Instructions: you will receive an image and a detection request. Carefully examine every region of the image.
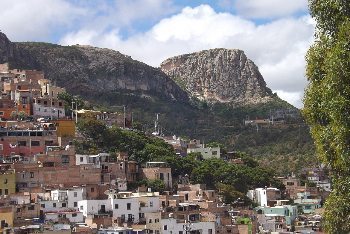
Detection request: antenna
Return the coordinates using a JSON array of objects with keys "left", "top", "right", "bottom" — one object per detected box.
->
[{"left": 153, "top": 113, "right": 160, "bottom": 136}]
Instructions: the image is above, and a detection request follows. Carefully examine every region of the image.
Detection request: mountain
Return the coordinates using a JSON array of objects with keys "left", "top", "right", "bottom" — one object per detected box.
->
[
  {"left": 0, "top": 32, "right": 316, "bottom": 174},
  {"left": 161, "top": 48, "right": 273, "bottom": 105},
  {"left": 0, "top": 32, "right": 188, "bottom": 103}
]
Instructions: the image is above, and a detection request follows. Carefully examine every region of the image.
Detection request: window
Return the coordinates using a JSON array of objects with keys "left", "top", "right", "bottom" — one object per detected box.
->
[
  {"left": 30, "top": 172, "right": 34, "bottom": 178},
  {"left": 74, "top": 192, "right": 77, "bottom": 197},
  {"left": 164, "top": 225, "right": 168, "bottom": 230},
  {"left": 80, "top": 157, "right": 83, "bottom": 162},
  {"left": 4, "top": 178, "right": 7, "bottom": 184},
  {"left": 127, "top": 203, "right": 131, "bottom": 210},
  {"left": 45, "top": 141, "right": 53, "bottom": 146},
  {"left": 59, "top": 102, "right": 62, "bottom": 107},
  {"left": 41, "top": 204, "right": 45, "bottom": 208},
  {"left": 53, "top": 203, "right": 56, "bottom": 208},
  {"left": 287, "top": 182, "right": 295, "bottom": 186},
  {"left": 128, "top": 214, "right": 133, "bottom": 222},
  {"left": 150, "top": 201, "right": 153, "bottom": 207},
  {"left": 4, "top": 189, "right": 8, "bottom": 195},
  {"left": 18, "top": 141, "right": 26, "bottom": 146},
  {"left": 0, "top": 189, "right": 2, "bottom": 195},
  {"left": 0, "top": 111, "right": 4, "bottom": 116},
  {"left": 72, "top": 213, "right": 77, "bottom": 217},
  {"left": 28, "top": 205, "right": 34, "bottom": 210},
  {"left": 149, "top": 219, "right": 152, "bottom": 223},
  {"left": 208, "top": 229, "right": 213, "bottom": 234},
  {"left": 31, "top": 141, "right": 40, "bottom": 146},
  {"left": 0, "top": 144, "right": 3, "bottom": 150},
  {"left": 62, "top": 203, "right": 66, "bottom": 207},
  {"left": 91, "top": 187, "right": 95, "bottom": 192},
  {"left": 61, "top": 155, "right": 69, "bottom": 164},
  {"left": 115, "top": 204, "right": 119, "bottom": 209},
  {"left": 212, "top": 151, "right": 218, "bottom": 155},
  {"left": 80, "top": 206, "right": 83, "bottom": 210},
  {"left": 74, "top": 202, "right": 77, "bottom": 207},
  {"left": 44, "top": 101, "right": 47, "bottom": 105},
  {"left": 179, "top": 232, "right": 183, "bottom": 234}
]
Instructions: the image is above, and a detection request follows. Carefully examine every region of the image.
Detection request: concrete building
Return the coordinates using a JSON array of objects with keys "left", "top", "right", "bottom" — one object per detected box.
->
[
  {"left": 32, "top": 97, "right": 65, "bottom": 119},
  {"left": 247, "top": 188, "right": 268, "bottom": 207},
  {"left": 294, "top": 192, "right": 322, "bottom": 214},
  {"left": 187, "top": 146, "right": 220, "bottom": 159},
  {"left": 256, "top": 205, "right": 297, "bottom": 232},
  {"left": 0, "top": 167, "right": 16, "bottom": 196},
  {"left": 0, "top": 124, "right": 59, "bottom": 158},
  {"left": 141, "top": 162, "right": 172, "bottom": 189}
]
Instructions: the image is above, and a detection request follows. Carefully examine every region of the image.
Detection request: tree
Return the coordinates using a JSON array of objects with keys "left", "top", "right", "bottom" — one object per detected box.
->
[{"left": 303, "top": 1, "right": 350, "bottom": 233}]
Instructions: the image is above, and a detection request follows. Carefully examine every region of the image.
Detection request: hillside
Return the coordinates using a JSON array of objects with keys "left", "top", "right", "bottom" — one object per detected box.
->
[{"left": 0, "top": 32, "right": 316, "bottom": 174}]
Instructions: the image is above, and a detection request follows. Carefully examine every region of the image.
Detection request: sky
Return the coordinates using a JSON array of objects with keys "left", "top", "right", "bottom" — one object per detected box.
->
[{"left": 0, "top": 0, "right": 315, "bottom": 108}]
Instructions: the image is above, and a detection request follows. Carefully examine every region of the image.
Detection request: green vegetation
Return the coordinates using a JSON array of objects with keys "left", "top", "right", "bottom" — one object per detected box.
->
[
  {"left": 77, "top": 118, "right": 284, "bottom": 204},
  {"left": 303, "top": 1, "right": 350, "bottom": 232}
]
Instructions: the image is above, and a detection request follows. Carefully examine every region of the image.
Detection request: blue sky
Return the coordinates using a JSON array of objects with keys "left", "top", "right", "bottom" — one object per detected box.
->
[{"left": 0, "top": 0, "right": 313, "bottom": 107}]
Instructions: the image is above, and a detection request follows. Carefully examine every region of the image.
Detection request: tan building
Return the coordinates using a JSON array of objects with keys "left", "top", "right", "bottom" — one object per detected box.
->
[
  {"left": 0, "top": 166, "right": 16, "bottom": 196},
  {"left": 141, "top": 162, "right": 172, "bottom": 189},
  {"left": 0, "top": 206, "right": 13, "bottom": 232}
]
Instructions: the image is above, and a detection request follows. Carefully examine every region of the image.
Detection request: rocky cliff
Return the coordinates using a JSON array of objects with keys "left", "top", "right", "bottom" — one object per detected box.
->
[
  {"left": 0, "top": 32, "right": 189, "bottom": 103},
  {"left": 161, "top": 48, "right": 273, "bottom": 105}
]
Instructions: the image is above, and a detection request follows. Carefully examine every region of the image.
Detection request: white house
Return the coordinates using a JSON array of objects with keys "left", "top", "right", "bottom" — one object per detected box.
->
[
  {"left": 187, "top": 147, "right": 220, "bottom": 159},
  {"left": 160, "top": 218, "right": 215, "bottom": 234},
  {"left": 46, "top": 211, "right": 84, "bottom": 223},
  {"left": 247, "top": 188, "right": 268, "bottom": 207}
]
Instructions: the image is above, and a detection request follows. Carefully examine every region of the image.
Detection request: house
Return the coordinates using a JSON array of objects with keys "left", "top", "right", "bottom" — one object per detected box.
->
[
  {"left": 294, "top": 192, "right": 322, "bottom": 214},
  {"left": 141, "top": 162, "right": 172, "bottom": 189},
  {"left": 0, "top": 206, "right": 13, "bottom": 233},
  {"left": 256, "top": 205, "right": 297, "bottom": 232},
  {"left": 32, "top": 97, "right": 65, "bottom": 119},
  {"left": 0, "top": 167, "right": 15, "bottom": 196}
]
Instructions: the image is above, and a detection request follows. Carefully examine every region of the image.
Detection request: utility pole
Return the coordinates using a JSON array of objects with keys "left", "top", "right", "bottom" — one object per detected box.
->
[
  {"left": 71, "top": 101, "right": 75, "bottom": 120},
  {"left": 123, "top": 105, "right": 126, "bottom": 129},
  {"left": 75, "top": 101, "right": 78, "bottom": 124}
]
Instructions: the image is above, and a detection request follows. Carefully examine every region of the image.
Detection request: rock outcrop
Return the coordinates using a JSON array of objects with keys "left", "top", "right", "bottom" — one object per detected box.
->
[
  {"left": 0, "top": 32, "right": 189, "bottom": 103},
  {"left": 161, "top": 48, "right": 273, "bottom": 105}
]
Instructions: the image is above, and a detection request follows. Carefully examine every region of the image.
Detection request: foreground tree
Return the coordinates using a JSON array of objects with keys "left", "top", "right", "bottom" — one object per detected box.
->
[{"left": 304, "top": 1, "right": 350, "bottom": 233}]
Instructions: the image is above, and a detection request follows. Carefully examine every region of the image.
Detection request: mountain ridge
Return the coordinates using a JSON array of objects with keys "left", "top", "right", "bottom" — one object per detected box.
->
[
  {"left": 161, "top": 48, "right": 274, "bottom": 106},
  {"left": 0, "top": 32, "right": 189, "bottom": 103}
]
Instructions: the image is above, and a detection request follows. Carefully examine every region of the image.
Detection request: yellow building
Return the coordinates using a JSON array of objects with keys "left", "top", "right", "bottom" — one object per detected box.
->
[
  {"left": 0, "top": 169, "right": 16, "bottom": 196},
  {"left": 0, "top": 206, "right": 14, "bottom": 232},
  {"left": 54, "top": 119, "right": 75, "bottom": 137}
]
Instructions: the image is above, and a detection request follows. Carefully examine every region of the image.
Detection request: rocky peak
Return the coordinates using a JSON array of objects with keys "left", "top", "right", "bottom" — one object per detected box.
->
[
  {"left": 0, "top": 32, "right": 14, "bottom": 63},
  {"left": 160, "top": 48, "right": 273, "bottom": 105}
]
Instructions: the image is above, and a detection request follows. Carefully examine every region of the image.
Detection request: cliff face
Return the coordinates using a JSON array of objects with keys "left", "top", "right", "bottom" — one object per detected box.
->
[
  {"left": 160, "top": 48, "right": 273, "bottom": 105},
  {"left": 0, "top": 32, "right": 189, "bottom": 103},
  {"left": 0, "top": 32, "right": 14, "bottom": 63}
]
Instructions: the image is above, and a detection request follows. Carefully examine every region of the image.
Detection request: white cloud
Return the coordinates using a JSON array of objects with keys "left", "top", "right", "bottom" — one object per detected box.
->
[
  {"left": 232, "top": 0, "right": 308, "bottom": 19},
  {"left": 274, "top": 90, "right": 304, "bottom": 108},
  {"left": 0, "top": 0, "right": 85, "bottom": 41},
  {"left": 60, "top": 5, "right": 314, "bottom": 107}
]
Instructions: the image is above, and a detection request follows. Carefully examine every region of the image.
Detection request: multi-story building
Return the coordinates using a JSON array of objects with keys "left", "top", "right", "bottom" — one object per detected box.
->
[
  {"left": 141, "top": 162, "right": 172, "bottom": 189},
  {"left": 32, "top": 97, "right": 65, "bottom": 119},
  {"left": 0, "top": 166, "right": 16, "bottom": 196}
]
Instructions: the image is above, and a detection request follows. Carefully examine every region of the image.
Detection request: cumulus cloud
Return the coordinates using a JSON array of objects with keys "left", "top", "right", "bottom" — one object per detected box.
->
[
  {"left": 220, "top": 0, "right": 308, "bottom": 19},
  {"left": 0, "top": 0, "right": 85, "bottom": 41},
  {"left": 0, "top": 0, "right": 176, "bottom": 42},
  {"left": 61, "top": 4, "right": 314, "bottom": 107}
]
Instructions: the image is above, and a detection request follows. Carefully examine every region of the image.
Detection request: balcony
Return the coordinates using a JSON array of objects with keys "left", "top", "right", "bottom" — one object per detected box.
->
[{"left": 98, "top": 210, "right": 113, "bottom": 217}]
